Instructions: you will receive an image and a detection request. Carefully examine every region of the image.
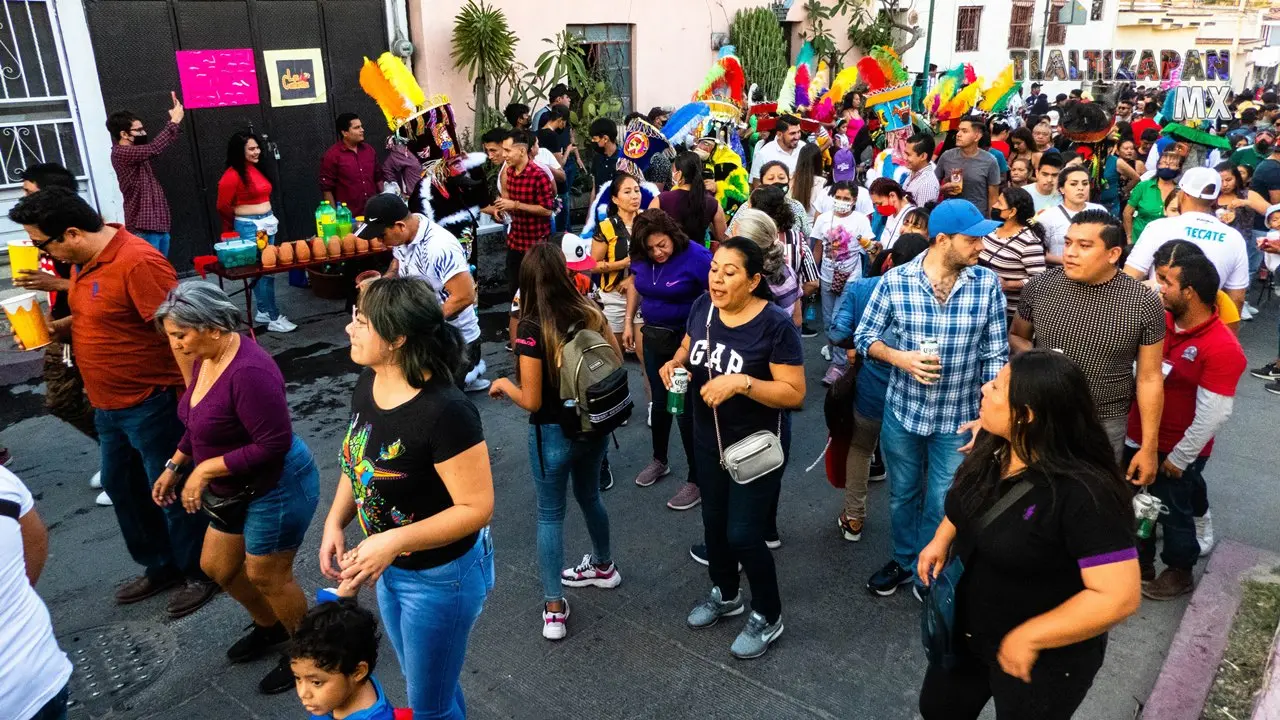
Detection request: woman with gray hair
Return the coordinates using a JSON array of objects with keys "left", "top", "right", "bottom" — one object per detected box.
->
[
  {"left": 149, "top": 281, "right": 319, "bottom": 695},
  {"left": 729, "top": 208, "right": 802, "bottom": 326}
]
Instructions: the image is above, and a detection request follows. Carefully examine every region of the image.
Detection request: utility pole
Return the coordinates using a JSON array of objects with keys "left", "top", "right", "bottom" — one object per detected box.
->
[
  {"left": 1039, "top": 0, "right": 1054, "bottom": 74},
  {"left": 915, "top": 0, "right": 937, "bottom": 112}
]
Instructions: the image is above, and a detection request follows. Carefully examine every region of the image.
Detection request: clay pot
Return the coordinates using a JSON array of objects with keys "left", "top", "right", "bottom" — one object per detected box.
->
[
  {"left": 326, "top": 237, "right": 342, "bottom": 258},
  {"left": 355, "top": 237, "right": 370, "bottom": 253},
  {"left": 310, "top": 237, "right": 328, "bottom": 260},
  {"left": 295, "top": 239, "right": 312, "bottom": 263},
  {"left": 341, "top": 234, "right": 357, "bottom": 255},
  {"left": 261, "top": 244, "right": 278, "bottom": 268},
  {"left": 370, "top": 238, "right": 386, "bottom": 251},
  {"left": 278, "top": 241, "right": 294, "bottom": 264}
]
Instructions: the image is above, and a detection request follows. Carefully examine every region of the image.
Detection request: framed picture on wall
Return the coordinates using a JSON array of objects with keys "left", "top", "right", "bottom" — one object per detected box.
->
[{"left": 263, "top": 48, "right": 327, "bottom": 107}]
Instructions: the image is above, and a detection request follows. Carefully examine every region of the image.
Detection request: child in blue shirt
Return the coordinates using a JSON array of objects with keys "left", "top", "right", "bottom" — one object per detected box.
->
[{"left": 289, "top": 600, "right": 395, "bottom": 720}]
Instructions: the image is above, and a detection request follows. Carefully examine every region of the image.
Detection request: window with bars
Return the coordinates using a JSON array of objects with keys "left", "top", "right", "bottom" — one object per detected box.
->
[
  {"left": 566, "top": 24, "right": 634, "bottom": 114},
  {"left": 955, "top": 7, "right": 982, "bottom": 52},
  {"left": 1047, "top": 2, "right": 1068, "bottom": 45},
  {"left": 1090, "top": 0, "right": 1105, "bottom": 21},
  {"left": 1009, "top": 3, "right": 1034, "bottom": 49}
]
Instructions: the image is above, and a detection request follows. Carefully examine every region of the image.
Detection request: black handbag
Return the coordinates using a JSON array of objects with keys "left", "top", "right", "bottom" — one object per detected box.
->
[
  {"left": 200, "top": 485, "right": 256, "bottom": 529},
  {"left": 922, "top": 478, "right": 1033, "bottom": 669},
  {"left": 640, "top": 324, "right": 683, "bottom": 360}
]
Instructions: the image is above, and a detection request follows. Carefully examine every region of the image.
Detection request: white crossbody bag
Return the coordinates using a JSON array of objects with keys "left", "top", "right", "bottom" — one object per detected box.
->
[{"left": 705, "top": 304, "right": 785, "bottom": 484}]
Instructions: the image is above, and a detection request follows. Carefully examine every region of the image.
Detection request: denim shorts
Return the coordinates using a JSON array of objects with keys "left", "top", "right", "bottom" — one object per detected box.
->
[{"left": 243, "top": 435, "right": 320, "bottom": 556}]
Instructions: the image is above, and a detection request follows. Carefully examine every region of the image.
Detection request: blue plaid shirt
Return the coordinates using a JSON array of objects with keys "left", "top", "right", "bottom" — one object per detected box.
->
[{"left": 853, "top": 255, "right": 1008, "bottom": 435}]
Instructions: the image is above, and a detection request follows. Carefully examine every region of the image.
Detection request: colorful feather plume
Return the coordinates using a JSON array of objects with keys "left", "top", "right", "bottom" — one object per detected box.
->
[
  {"left": 722, "top": 55, "right": 746, "bottom": 105},
  {"left": 794, "top": 63, "right": 812, "bottom": 109},
  {"left": 829, "top": 66, "right": 859, "bottom": 103},
  {"left": 795, "top": 41, "right": 817, "bottom": 73},
  {"left": 978, "top": 64, "right": 1017, "bottom": 113},
  {"left": 663, "top": 101, "right": 710, "bottom": 146},
  {"left": 376, "top": 53, "right": 425, "bottom": 109},
  {"left": 776, "top": 66, "right": 797, "bottom": 114},
  {"left": 695, "top": 63, "right": 727, "bottom": 99},
  {"left": 870, "top": 47, "right": 908, "bottom": 87},
  {"left": 939, "top": 81, "right": 981, "bottom": 120},
  {"left": 811, "top": 95, "right": 835, "bottom": 123},
  {"left": 812, "top": 60, "right": 830, "bottom": 97},
  {"left": 360, "top": 57, "right": 408, "bottom": 129},
  {"left": 856, "top": 56, "right": 888, "bottom": 92}
]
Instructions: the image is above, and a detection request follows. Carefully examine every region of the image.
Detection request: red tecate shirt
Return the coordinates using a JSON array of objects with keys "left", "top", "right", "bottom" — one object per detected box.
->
[
  {"left": 68, "top": 226, "right": 184, "bottom": 410},
  {"left": 1125, "top": 312, "right": 1245, "bottom": 458}
]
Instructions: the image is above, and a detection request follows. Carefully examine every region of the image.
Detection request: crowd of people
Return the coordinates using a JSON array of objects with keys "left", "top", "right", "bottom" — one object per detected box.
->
[{"left": 2, "top": 75, "right": 1278, "bottom": 720}]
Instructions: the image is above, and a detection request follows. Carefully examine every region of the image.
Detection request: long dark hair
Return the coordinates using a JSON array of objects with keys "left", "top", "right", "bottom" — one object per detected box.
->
[
  {"left": 359, "top": 276, "right": 464, "bottom": 389},
  {"left": 950, "top": 350, "right": 1130, "bottom": 524},
  {"left": 1009, "top": 127, "right": 1036, "bottom": 156},
  {"left": 791, "top": 143, "right": 824, "bottom": 214},
  {"left": 1215, "top": 161, "right": 1247, "bottom": 197},
  {"left": 717, "top": 236, "right": 774, "bottom": 301},
  {"left": 749, "top": 185, "right": 794, "bottom": 233},
  {"left": 606, "top": 173, "right": 640, "bottom": 218},
  {"left": 671, "top": 151, "right": 708, "bottom": 232},
  {"left": 225, "top": 129, "right": 272, "bottom": 185},
  {"left": 1000, "top": 187, "right": 1048, "bottom": 246},
  {"left": 518, "top": 241, "right": 610, "bottom": 384}
]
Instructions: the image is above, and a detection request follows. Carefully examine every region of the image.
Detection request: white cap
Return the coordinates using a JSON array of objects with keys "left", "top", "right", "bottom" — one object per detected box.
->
[
  {"left": 1178, "top": 166, "right": 1222, "bottom": 201},
  {"left": 561, "top": 234, "right": 596, "bottom": 271}
]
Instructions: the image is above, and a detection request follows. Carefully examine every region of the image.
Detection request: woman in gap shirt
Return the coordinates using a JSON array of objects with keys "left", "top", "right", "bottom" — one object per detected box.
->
[
  {"left": 319, "top": 277, "right": 494, "bottom": 719},
  {"left": 660, "top": 238, "right": 805, "bottom": 660},
  {"left": 916, "top": 350, "right": 1140, "bottom": 720},
  {"left": 216, "top": 130, "right": 294, "bottom": 332}
]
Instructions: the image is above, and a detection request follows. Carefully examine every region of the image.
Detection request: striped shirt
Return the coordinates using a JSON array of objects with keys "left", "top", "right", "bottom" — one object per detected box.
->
[
  {"left": 854, "top": 254, "right": 1008, "bottom": 435},
  {"left": 980, "top": 226, "right": 1047, "bottom": 315},
  {"left": 782, "top": 228, "right": 820, "bottom": 287}
]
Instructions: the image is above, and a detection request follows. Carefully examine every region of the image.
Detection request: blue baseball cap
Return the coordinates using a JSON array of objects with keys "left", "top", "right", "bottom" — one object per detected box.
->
[{"left": 929, "top": 199, "right": 1000, "bottom": 238}]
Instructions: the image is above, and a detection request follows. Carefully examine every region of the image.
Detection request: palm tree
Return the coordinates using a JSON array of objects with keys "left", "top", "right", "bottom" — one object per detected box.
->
[{"left": 451, "top": 0, "right": 517, "bottom": 135}]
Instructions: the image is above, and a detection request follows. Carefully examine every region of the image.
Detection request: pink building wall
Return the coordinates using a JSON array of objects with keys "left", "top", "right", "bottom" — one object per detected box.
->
[{"left": 408, "top": 0, "right": 844, "bottom": 133}]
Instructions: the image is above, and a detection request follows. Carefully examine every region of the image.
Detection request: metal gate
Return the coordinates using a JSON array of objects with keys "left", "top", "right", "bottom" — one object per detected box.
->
[
  {"left": 0, "top": 0, "right": 96, "bottom": 245},
  {"left": 84, "top": 0, "right": 388, "bottom": 271}
]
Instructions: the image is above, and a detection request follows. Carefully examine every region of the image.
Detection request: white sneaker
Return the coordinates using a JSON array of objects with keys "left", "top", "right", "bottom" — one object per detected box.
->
[
  {"left": 820, "top": 345, "right": 831, "bottom": 361},
  {"left": 463, "top": 377, "right": 492, "bottom": 393},
  {"left": 89, "top": 471, "right": 102, "bottom": 489},
  {"left": 266, "top": 316, "right": 298, "bottom": 333},
  {"left": 542, "top": 599, "right": 570, "bottom": 640},
  {"left": 647, "top": 402, "right": 653, "bottom": 428},
  {"left": 254, "top": 311, "right": 271, "bottom": 325},
  {"left": 1196, "top": 511, "right": 1215, "bottom": 556},
  {"left": 1241, "top": 304, "right": 1256, "bottom": 321},
  {"left": 95, "top": 491, "right": 113, "bottom": 507}
]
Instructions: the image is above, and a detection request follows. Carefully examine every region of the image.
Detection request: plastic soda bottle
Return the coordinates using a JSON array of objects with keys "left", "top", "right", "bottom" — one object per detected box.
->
[
  {"left": 337, "top": 203, "right": 353, "bottom": 237},
  {"left": 315, "top": 201, "right": 332, "bottom": 238}
]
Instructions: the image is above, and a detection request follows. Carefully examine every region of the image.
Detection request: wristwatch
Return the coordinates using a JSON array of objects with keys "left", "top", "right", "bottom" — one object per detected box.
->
[{"left": 164, "top": 459, "right": 183, "bottom": 474}]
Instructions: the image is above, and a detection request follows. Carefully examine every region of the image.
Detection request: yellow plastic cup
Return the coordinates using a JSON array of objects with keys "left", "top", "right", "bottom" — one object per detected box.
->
[
  {"left": 2, "top": 291, "right": 51, "bottom": 351},
  {"left": 6, "top": 240, "right": 40, "bottom": 279}
]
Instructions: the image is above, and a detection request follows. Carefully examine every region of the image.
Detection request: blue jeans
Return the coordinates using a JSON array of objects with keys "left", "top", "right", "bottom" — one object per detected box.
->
[
  {"left": 135, "top": 230, "right": 170, "bottom": 257},
  {"left": 528, "top": 424, "right": 610, "bottom": 601},
  {"left": 234, "top": 213, "right": 279, "bottom": 319},
  {"left": 243, "top": 436, "right": 320, "bottom": 556},
  {"left": 376, "top": 529, "right": 494, "bottom": 719},
  {"left": 820, "top": 278, "right": 846, "bottom": 368},
  {"left": 1249, "top": 229, "right": 1265, "bottom": 278},
  {"left": 96, "top": 389, "right": 208, "bottom": 580},
  {"left": 880, "top": 407, "right": 966, "bottom": 582},
  {"left": 1130, "top": 449, "right": 1206, "bottom": 571}
]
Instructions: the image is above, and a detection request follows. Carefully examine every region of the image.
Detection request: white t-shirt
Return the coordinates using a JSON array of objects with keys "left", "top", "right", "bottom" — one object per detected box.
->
[
  {"left": 810, "top": 210, "right": 872, "bottom": 284},
  {"left": 0, "top": 467, "right": 72, "bottom": 720},
  {"left": 1036, "top": 202, "right": 1107, "bottom": 257},
  {"left": 1126, "top": 211, "right": 1250, "bottom": 291},
  {"left": 750, "top": 139, "right": 805, "bottom": 181},
  {"left": 393, "top": 215, "right": 482, "bottom": 344},
  {"left": 1026, "top": 185, "right": 1063, "bottom": 213}
]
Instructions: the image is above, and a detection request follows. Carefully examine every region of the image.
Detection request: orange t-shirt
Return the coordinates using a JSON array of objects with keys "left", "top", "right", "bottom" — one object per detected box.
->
[{"left": 69, "top": 225, "right": 184, "bottom": 410}]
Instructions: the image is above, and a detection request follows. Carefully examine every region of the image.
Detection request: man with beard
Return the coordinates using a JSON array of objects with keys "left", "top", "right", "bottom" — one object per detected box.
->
[
  {"left": 107, "top": 92, "right": 184, "bottom": 256},
  {"left": 1011, "top": 209, "right": 1165, "bottom": 486},
  {"left": 1127, "top": 242, "right": 1245, "bottom": 599},
  {"left": 1229, "top": 127, "right": 1273, "bottom": 173}
]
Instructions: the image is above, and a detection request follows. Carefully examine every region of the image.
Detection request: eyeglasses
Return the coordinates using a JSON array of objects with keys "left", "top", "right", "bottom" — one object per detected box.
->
[{"left": 32, "top": 234, "right": 62, "bottom": 251}]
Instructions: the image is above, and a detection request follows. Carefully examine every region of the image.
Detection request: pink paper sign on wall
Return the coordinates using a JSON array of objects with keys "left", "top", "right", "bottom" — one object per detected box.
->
[{"left": 176, "top": 49, "right": 259, "bottom": 109}]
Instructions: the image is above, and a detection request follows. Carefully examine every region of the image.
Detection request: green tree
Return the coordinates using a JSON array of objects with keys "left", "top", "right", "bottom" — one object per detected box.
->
[
  {"left": 729, "top": 7, "right": 789, "bottom": 100},
  {"left": 450, "top": 0, "right": 517, "bottom": 136}
]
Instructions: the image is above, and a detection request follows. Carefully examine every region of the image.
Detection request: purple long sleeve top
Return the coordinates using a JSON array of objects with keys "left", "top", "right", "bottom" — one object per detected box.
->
[{"left": 177, "top": 338, "right": 293, "bottom": 496}]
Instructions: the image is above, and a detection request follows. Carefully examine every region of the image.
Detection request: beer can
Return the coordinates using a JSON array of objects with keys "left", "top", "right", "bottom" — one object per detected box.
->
[{"left": 920, "top": 339, "right": 940, "bottom": 358}]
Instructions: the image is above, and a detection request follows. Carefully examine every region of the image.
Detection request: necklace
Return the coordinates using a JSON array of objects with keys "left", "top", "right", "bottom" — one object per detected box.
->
[{"left": 195, "top": 335, "right": 235, "bottom": 395}]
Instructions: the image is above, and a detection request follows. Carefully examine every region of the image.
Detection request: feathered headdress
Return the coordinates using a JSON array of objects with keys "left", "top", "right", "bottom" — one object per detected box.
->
[
  {"left": 693, "top": 46, "right": 746, "bottom": 109},
  {"left": 977, "top": 64, "right": 1021, "bottom": 114},
  {"left": 360, "top": 53, "right": 426, "bottom": 129},
  {"left": 925, "top": 63, "right": 982, "bottom": 131},
  {"left": 663, "top": 101, "right": 711, "bottom": 147},
  {"left": 616, "top": 117, "right": 672, "bottom": 180}
]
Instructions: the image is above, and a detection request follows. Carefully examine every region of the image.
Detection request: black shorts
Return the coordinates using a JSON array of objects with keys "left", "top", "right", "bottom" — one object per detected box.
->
[{"left": 456, "top": 341, "right": 482, "bottom": 390}]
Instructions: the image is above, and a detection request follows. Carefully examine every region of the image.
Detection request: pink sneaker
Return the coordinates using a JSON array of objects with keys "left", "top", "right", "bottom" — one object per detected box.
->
[
  {"left": 560, "top": 554, "right": 622, "bottom": 588},
  {"left": 542, "top": 599, "right": 570, "bottom": 640},
  {"left": 667, "top": 482, "right": 701, "bottom": 510},
  {"left": 821, "top": 365, "right": 846, "bottom": 387}
]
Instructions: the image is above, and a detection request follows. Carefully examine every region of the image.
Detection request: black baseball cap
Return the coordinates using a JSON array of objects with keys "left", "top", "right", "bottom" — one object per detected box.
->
[{"left": 356, "top": 194, "right": 410, "bottom": 239}]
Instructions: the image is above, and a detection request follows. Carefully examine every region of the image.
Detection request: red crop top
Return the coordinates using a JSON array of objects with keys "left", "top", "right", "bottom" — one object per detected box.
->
[{"left": 216, "top": 165, "right": 274, "bottom": 229}]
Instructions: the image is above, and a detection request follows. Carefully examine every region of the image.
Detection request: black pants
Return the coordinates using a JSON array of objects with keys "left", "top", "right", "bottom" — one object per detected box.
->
[
  {"left": 506, "top": 248, "right": 525, "bottom": 299},
  {"left": 919, "top": 637, "right": 1105, "bottom": 720},
  {"left": 641, "top": 331, "right": 698, "bottom": 485},
  {"left": 695, "top": 443, "right": 784, "bottom": 623},
  {"left": 454, "top": 340, "right": 483, "bottom": 390}
]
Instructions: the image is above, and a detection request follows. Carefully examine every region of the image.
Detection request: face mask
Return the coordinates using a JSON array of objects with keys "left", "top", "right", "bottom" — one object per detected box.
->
[
  {"left": 132, "top": 133, "right": 150, "bottom": 145},
  {"left": 765, "top": 182, "right": 789, "bottom": 191},
  {"left": 990, "top": 208, "right": 1007, "bottom": 221},
  {"left": 1156, "top": 168, "right": 1179, "bottom": 181},
  {"left": 833, "top": 199, "right": 854, "bottom": 215},
  {"left": 875, "top": 203, "right": 896, "bottom": 217},
  {"left": 1257, "top": 141, "right": 1273, "bottom": 156}
]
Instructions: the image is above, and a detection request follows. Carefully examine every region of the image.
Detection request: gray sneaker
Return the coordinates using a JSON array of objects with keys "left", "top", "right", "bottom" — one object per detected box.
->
[
  {"left": 730, "top": 611, "right": 784, "bottom": 659},
  {"left": 686, "top": 586, "right": 744, "bottom": 629},
  {"left": 635, "top": 459, "right": 671, "bottom": 487}
]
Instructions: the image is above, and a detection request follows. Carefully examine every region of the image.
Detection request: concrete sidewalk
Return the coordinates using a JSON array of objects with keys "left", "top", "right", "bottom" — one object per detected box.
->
[{"left": 5, "top": 281, "right": 1280, "bottom": 719}]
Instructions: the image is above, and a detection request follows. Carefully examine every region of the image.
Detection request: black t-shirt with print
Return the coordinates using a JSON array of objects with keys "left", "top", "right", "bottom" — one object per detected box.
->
[
  {"left": 342, "top": 370, "right": 485, "bottom": 570},
  {"left": 684, "top": 293, "right": 804, "bottom": 448},
  {"left": 946, "top": 469, "right": 1136, "bottom": 662},
  {"left": 514, "top": 318, "right": 561, "bottom": 426}
]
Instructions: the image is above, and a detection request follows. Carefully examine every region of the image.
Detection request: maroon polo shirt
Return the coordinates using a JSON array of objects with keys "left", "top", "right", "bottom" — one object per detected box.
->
[{"left": 319, "top": 141, "right": 377, "bottom": 216}]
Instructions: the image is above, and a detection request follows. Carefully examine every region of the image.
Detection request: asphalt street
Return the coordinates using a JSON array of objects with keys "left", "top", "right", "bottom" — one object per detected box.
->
[{"left": 4, "top": 281, "right": 1279, "bottom": 720}]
